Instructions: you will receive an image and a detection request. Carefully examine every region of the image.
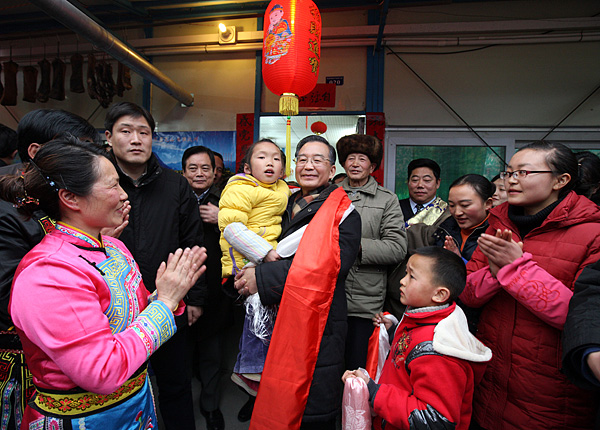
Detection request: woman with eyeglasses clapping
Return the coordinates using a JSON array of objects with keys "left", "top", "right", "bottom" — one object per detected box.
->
[{"left": 460, "top": 141, "right": 600, "bottom": 430}]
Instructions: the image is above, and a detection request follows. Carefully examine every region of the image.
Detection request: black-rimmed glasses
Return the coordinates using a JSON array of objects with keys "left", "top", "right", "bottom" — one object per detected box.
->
[{"left": 499, "top": 170, "right": 555, "bottom": 180}]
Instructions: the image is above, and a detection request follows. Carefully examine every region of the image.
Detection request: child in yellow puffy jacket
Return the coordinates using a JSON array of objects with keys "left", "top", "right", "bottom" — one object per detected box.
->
[
  {"left": 218, "top": 139, "right": 290, "bottom": 394},
  {"left": 218, "top": 139, "right": 290, "bottom": 276}
]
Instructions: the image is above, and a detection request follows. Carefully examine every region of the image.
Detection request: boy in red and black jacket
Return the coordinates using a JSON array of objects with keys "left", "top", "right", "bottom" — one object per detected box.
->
[{"left": 343, "top": 247, "right": 492, "bottom": 430}]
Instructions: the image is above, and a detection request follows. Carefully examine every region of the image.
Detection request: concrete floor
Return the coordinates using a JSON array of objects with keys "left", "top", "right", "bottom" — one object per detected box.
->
[
  {"left": 192, "top": 311, "right": 252, "bottom": 430},
  {"left": 192, "top": 373, "right": 252, "bottom": 430}
]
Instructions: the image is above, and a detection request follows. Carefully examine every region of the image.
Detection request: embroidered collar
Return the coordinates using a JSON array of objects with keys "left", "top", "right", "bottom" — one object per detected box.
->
[{"left": 55, "top": 222, "right": 105, "bottom": 251}]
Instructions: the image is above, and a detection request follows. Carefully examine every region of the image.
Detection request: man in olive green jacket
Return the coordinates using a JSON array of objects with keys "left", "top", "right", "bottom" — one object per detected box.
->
[{"left": 337, "top": 134, "right": 407, "bottom": 369}]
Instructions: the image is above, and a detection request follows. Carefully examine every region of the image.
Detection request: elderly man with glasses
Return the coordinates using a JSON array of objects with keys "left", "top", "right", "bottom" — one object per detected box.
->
[{"left": 234, "top": 135, "right": 361, "bottom": 430}]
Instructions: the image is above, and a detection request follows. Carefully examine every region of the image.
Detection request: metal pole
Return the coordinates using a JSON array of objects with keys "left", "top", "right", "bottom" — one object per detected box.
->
[{"left": 29, "top": 0, "right": 194, "bottom": 106}]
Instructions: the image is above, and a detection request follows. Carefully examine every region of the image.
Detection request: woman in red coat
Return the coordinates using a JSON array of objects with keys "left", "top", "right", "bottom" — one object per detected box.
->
[{"left": 461, "top": 141, "right": 600, "bottom": 429}]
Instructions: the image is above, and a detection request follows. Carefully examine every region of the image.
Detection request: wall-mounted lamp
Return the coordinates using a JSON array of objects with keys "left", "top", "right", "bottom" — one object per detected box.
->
[{"left": 218, "top": 23, "right": 237, "bottom": 44}]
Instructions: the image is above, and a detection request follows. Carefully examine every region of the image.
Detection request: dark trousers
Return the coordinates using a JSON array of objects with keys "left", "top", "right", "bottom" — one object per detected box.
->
[
  {"left": 344, "top": 316, "right": 376, "bottom": 370},
  {"left": 196, "top": 331, "right": 224, "bottom": 412},
  {"left": 150, "top": 316, "right": 195, "bottom": 430}
]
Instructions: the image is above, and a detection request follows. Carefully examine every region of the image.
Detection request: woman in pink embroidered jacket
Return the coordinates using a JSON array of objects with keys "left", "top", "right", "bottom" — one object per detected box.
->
[{"left": 0, "top": 137, "right": 205, "bottom": 430}]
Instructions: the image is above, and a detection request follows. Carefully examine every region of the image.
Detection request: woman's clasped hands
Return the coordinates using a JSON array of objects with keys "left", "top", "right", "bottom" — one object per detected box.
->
[
  {"left": 477, "top": 229, "right": 523, "bottom": 277},
  {"left": 155, "top": 246, "right": 207, "bottom": 312}
]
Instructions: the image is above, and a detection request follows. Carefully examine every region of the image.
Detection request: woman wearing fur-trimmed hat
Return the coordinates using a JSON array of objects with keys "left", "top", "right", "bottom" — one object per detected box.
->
[{"left": 336, "top": 134, "right": 407, "bottom": 369}]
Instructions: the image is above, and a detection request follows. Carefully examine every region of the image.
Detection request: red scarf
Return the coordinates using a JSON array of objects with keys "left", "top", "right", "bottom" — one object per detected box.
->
[{"left": 250, "top": 187, "right": 351, "bottom": 430}]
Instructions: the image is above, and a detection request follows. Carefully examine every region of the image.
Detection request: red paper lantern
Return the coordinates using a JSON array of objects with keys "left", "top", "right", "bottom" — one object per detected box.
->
[
  {"left": 310, "top": 121, "right": 327, "bottom": 135},
  {"left": 262, "top": 0, "right": 321, "bottom": 116}
]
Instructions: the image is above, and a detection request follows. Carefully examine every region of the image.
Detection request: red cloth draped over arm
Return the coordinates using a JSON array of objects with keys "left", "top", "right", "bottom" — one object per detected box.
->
[{"left": 250, "top": 187, "right": 351, "bottom": 430}]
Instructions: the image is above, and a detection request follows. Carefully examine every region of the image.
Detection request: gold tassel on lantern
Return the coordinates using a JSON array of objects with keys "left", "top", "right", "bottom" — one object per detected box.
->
[
  {"left": 279, "top": 92, "right": 298, "bottom": 116},
  {"left": 279, "top": 93, "right": 298, "bottom": 177},
  {"left": 285, "top": 116, "right": 292, "bottom": 177}
]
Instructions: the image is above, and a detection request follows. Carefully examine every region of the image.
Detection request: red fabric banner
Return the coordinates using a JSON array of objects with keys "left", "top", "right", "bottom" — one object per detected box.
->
[
  {"left": 365, "top": 326, "right": 381, "bottom": 379},
  {"left": 250, "top": 187, "right": 351, "bottom": 430},
  {"left": 366, "top": 112, "right": 385, "bottom": 185},
  {"left": 365, "top": 311, "right": 391, "bottom": 379},
  {"left": 236, "top": 113, "right": 254, "bottom": 172}
]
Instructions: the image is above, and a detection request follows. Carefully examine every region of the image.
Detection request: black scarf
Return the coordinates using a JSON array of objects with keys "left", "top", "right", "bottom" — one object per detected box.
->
[{"left": 507, "top": 196, "right": 565, "bottom": 238}]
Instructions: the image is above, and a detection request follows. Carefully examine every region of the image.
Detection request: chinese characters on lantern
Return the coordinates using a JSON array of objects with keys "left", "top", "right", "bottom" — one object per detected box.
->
[{"left": 308, "top": 5, "right": 321, "bottom": 74}]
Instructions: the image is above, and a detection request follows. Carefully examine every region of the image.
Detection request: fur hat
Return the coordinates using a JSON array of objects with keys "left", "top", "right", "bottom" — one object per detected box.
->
[{"left": 336, "top": 134, "right": 383, "bottom": 171}]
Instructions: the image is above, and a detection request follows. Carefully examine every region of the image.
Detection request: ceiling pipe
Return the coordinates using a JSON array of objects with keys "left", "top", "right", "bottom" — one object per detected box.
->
[
  {"left": 2, "top": 28, "right": 600, "bottom": 62},
  {"left": 28, "top": 0, "right": 194, "bottom": 106},
  {"left": 385, "top": 32, "right": 600, "bottom": 47}
]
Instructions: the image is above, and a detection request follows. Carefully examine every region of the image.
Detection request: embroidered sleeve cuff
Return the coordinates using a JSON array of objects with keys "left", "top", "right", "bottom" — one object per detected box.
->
[
  {"left": 223, "top": 222, "right": 273, "bottom": 264},
  {"left": 130, "top": 301, "right": 177, "bottom": 359}
]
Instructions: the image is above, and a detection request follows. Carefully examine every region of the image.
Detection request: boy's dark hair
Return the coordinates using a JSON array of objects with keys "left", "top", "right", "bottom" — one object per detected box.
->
[
  {"left": 296, "top": 135, "right": 336, "bottom": 165},
  {"left": 413, "top": 246, "right": 466, "bottom": 302},
  {"left": 182, "top": 145, "right": 215, "bottom": 171},
  {"left": 104, "top": 102, "right": 155, "bottom": 133},
  {"left": 0, "top": 124, "right": 17, "bottom": 158},
  {"left": 407, "top": 158, "right": 441, "bottom": 181},
  {"left": 17, "top": 109, "right": 99, "bottom": 162}
]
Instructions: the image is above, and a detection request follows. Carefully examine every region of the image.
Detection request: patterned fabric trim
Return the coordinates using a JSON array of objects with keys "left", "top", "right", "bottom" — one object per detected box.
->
[
  {"left": 55, "top": 223, "right": 103, "bottom": 249},
  {"left": 13, "top": 381, "right": 21, "bottom": 430},
  {"left": 33, "top": 370, "right": 147, "bottom": 417},
  {"left": 130, "top": 301, "right": 176, "bottom": 358},
  {"left": 406, "top": 197, "right": 448, "bottom": 227},
  {"left": 0, "top": 335, "right": 32, "bottom": 430},
  {"left": 1, "top": 379, "right": 16, "bottom": 430},
  {"left": 95, "top": 245, "right": 142, "bottom": 334},
  {"left": 36, "top": 216, "right": 55, "bottom": 235},
  {"left": 27, "top": 417, "right": 46, "bottom": 430}
]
